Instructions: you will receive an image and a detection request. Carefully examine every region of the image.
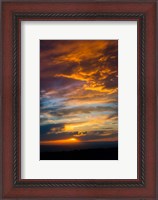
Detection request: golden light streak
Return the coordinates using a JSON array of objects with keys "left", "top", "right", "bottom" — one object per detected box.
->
[
  {"left": 40, "top": 136, "right": 118, "bottom": 145},
  {"left": 83, "top": 85, "right": 117, "bottom": 94},
  {"left": 41, "top": 138, "right": 80, "bottom": 145}
]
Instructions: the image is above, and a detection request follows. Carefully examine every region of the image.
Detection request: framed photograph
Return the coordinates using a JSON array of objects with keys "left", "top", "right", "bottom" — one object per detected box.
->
[
  {"left": 40, "top": 39, "right": 118, "bottom": 161},
  {"left": 1, "top": 1, "right": 157, "bottom": 199}
]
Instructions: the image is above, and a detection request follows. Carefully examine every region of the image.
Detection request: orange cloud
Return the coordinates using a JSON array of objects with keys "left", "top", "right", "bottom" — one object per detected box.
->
[
  {"left": 83, "top": 84, "right": 117, "bottom": 94},
  {"left": 54, "top": 73, "right": 87, "bottom": 82},
  {"left": 62, "top": 115, "right": 117, "bottom": 133}
]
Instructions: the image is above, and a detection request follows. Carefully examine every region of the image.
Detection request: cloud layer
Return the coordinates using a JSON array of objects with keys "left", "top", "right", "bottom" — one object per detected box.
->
[{"left": 40, "top": 40, "right": 118, "bottom": 145}]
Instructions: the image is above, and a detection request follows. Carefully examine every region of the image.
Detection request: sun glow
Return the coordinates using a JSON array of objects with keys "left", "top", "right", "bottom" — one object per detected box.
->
[
  {"left": 41, "top": 138, "right": 80, "bottom": 145},
  {"left": 69, "top": 138, "right": 77, "bottom": 141}
]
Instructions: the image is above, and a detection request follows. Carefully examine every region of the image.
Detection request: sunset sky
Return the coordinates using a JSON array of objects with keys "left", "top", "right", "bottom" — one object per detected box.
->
[{"left": 40, "top": 40, "right": 118, "bottom": 147}]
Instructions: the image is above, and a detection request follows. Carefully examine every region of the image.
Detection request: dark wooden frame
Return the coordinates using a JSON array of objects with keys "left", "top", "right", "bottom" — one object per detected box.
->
[{"left": 1, "top": 1, "right": 157, "bottom": 199}]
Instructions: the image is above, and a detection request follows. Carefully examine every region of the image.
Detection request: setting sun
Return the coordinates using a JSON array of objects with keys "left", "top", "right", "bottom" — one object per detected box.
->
[{"left": 69, "top": 138, "right": 77, "bottom": 142}]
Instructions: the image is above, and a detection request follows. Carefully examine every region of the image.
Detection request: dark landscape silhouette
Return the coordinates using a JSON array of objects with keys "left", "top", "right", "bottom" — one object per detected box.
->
[{"left": 40, "top": 141, "right": 118, "bottom": 160}]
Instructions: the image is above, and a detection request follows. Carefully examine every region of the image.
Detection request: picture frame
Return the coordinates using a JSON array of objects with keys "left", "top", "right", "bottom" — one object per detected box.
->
[{"left": 1, "top": 0, "right": 157, "bottom": 199}]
